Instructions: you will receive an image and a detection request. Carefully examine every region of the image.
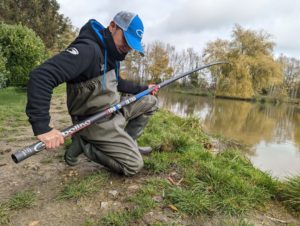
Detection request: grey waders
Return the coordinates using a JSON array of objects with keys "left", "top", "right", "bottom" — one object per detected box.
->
[{"left": 64, "top": 69, "right": 158, "bottom": 176}]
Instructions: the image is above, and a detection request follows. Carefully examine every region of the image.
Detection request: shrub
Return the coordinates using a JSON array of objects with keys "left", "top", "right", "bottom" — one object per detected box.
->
[
  {"left": 0, "top": 51, "right": 9, "bottom": 88},
  {"left": 0, "top": 23, "right": 47, "bottom": 87}
]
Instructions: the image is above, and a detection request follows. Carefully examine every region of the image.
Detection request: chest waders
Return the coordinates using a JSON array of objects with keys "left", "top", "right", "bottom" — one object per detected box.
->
[{"left": 66, "top": 68, "right": 158, "bottom": 175}]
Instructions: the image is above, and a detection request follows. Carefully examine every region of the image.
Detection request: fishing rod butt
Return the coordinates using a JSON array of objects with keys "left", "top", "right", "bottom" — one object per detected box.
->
[
  {"left": 11, "top": 151, "right": 24, "bottom": 163},
  {"left": 11, "top": 142, "right": 45, "bottom": 164}
]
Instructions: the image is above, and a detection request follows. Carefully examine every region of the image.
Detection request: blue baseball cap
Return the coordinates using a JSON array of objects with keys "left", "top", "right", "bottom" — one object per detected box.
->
[{"left": 113, "top": 11, "right": 144, "bottom": 55}]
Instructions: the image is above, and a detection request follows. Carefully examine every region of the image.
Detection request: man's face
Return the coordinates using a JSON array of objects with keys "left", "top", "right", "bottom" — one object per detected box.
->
[{"left": 109, "top": 22, "right": 132, "bottom": 54}]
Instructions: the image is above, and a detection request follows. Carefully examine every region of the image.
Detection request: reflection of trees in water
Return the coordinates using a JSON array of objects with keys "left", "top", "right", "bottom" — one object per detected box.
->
[
  {"left": 268, "top": 104, "right": 295, "bottom": 143},
  {"left": 204, "top": 100, "right": 276, "bottom": 146},
  {"left": 159, "top": 91, "right": 300, "bottom": 151},
  {"left": 158, "top": 91, "right": 212, "bottom": 118},
  {"left": 293, "top": 108, "right": 300, "bottom": 150}
]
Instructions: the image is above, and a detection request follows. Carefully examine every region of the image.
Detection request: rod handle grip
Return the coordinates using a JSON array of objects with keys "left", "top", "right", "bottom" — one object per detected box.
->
[{"left": 11, "top": 141, "right": 45, "bottom": 163}]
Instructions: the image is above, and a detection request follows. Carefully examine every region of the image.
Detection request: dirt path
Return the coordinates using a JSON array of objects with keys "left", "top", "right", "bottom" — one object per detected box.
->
[{"left": 0, "top": 94, "right": 299, "bottom": 226}]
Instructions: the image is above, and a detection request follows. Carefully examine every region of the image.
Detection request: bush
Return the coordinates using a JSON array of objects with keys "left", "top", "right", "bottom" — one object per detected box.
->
[
  {"left": 0, "top": 51, "right": 9, "bottom": 88},
  {"left": 0, "top": 23, "right": 47, "bottom": 87}
]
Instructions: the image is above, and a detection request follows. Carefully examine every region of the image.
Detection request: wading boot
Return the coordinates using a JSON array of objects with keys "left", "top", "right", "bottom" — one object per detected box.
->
[
  {"left": 132, "top": 140, "right": 152, "bottom": 155},
  {"left": 137, "top": 146, "right": 152, "bottom": 155},
  {"left": 125, "top": 114, "right": 153, "bottom": 154},
  {"left": 64, "top": 135, "right": 84, "bottom": 166},
  {"left": 83, "top": 142, "right": 124, "bottom": 174}
]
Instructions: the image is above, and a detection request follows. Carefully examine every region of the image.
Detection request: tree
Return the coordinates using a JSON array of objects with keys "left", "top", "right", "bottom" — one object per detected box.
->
[
  {"left": 186, "top": 48, "right": 202, "bottom": 87},
  {"left": 203, "top": 24, "right": 284, "bottom": 98},
  {"left": 166, "top": 44, "right": 184, "bottom": 75},
  {"left": 147, "top": 42, "right": 173, "bottom": 83},
  {"left": 202, "top": 39, "right": 230, "bottom": 87},
  {"left": 122, "top": 49, "right": 143, "bottom": 82},
  {"left": 278, "top": 55, "right": 300, "bottom": 98},
  {"left": 278, "top": 55, "right": 300, "bottom": 86},
  {"left": 51, "top": 18, "right": 78, "bottom": 53},
  {"left": 0, "top": 0, "right": 76, "bottom": 50}
]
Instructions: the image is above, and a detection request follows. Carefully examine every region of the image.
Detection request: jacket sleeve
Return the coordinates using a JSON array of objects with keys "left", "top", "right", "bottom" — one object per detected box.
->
[
  {"left": 26, "top": 43, "right": 96, "bottom": 136},
  {"left": 117, "top": 77, "right": 148, "bottom": 94}
]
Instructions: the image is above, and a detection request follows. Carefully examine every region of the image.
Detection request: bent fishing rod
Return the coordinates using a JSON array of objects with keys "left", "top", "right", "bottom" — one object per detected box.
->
[{"left": 12, "top": 61, "right": 227, "bottom": 163}]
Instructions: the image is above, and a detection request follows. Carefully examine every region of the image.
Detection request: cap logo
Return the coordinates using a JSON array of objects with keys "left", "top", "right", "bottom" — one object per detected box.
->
[{"left": 136, "top": 29, "right": 143, "bottom": 38}]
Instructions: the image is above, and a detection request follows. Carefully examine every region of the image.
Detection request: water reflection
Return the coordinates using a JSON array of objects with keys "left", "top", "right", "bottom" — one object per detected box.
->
[{"left": 158, "top": 91, "right": 300, "bottom": 179}]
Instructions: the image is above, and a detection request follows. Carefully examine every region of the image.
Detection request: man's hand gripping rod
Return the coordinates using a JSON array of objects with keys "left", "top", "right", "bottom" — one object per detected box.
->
[{"left": 11, "top": 61, "right": 227, "bottom": 163}]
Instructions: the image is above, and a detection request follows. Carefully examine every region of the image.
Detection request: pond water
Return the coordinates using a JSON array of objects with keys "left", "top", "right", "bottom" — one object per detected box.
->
[{"left": 159, "top": 91, "right": 300, "bottom": 179}]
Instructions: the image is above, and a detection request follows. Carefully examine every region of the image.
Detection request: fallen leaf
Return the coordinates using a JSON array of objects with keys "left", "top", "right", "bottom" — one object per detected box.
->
[
  {"left": 167, "top": 176, "right": 177, "bottom": 185},
  {"left": 29, "top": 221, "right": 39, "bottom": 226},
  {"left": 168, "top": 204, "right": 178, "bottom": 212},
  {"left": 176, "top": 178, "right": 183, "bottom": 185}
]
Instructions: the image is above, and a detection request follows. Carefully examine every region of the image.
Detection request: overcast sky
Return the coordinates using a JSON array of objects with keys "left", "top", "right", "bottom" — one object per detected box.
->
[{"left": 57, "top": 0, "right": 300, "bottom": 58}]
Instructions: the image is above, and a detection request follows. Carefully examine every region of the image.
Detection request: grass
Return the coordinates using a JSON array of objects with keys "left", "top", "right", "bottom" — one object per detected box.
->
[
  {"left": 168, "top": 149, "right": 276, "bottom": 215},
  {"left": 40, "top": 157, "right": 53, "bottom": 164},
  {"left": 140, "top": 111, "right": 278, "bottom": 216},
  {"left": 99, "top": 109, "right": 299, "bottom": 225},
  {"left": 53, "top": 83, "right": 66, "bottom": 96},
  {"left": 98, "top": 108, "right": 280, "bottom": 225},
  {"left": 0, "top": 85, "right": 66, "bottom": 138},
  {"left": 144, "top": 151, "right": 180, "bottom": 173},
  {"left": 59, "top": 171, "right": 109, "bottom": 199},
  {"left": 80, "top": 219, "right": 99, "bottom": 226},
  {"left": 63, "top": 137, "right": 72, "bottom": 150},
  {"left": 276, "top": 175, "right": 300, "bottom": 211},
  {"left": 101, "top": 179, "right": 166, "bottom": 226},
  {"left": 173, "top": 88, "right": 215, "bottom": 98},
  {"left": 143, "top": 149, "right": 277, "bottom": 216},
  {"left": 101, "top": 210, "right": 138, "bottom": 226},
  {"left": 80, "top": 177, "right": 164, "bottom": 225},
  {"left": 0, "top": 87, "right": 28, "bottom": 137},
  {"left": 100, "top": 172, "right": 272, "bottom": 225},
  {"left": 0, "top": 191, "right": 36, "bottom": 224},
  {"left": 138, "top": 110, "right": 208, "bottom": 152},
  {"left": 232, "top": 219, "right": 255, "bottom": 226},
  {"left": 8, "top": 191, "right": 36, "bottom": 210},
  {"left": 0, "top": 203, "right": 10, "bottom": 225}
]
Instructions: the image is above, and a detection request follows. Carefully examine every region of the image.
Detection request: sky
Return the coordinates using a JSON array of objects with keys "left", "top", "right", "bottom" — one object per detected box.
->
[{"left": 57, "top": 0, "right": 300, "bottom": 59}]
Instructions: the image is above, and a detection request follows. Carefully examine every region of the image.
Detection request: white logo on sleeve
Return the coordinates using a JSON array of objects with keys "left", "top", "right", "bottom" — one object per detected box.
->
[{"left": 65, "top": 47, "right": 79, "bottom": 55}]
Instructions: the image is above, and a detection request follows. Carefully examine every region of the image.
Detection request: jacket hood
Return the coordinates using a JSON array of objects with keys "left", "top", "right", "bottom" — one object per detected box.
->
[{"left": 76, "top": 19, "right": 105, "bottom": 47}]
